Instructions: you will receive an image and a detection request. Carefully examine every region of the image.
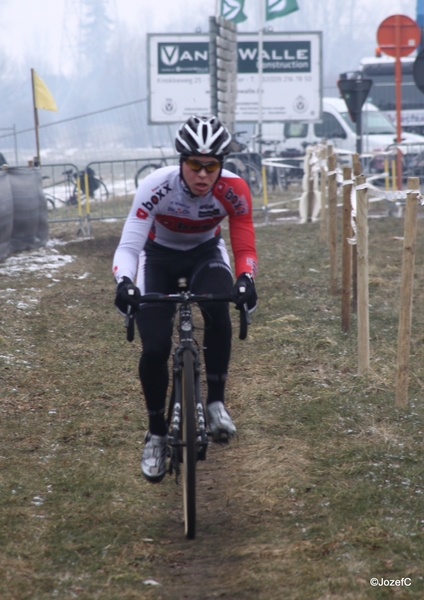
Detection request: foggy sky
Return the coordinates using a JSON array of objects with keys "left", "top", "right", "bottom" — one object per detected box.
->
[
  {"left": 0, "top": 0, "right": 417, "bottom": 77},
  {"left": 0, "top": 0, "right": 419, "bottom": 160}
]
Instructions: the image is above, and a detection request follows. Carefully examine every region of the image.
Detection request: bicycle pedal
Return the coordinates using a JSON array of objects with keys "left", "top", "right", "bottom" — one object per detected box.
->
[
  {"left": 211, "top": 432, "right": 230, "bottom": 444},
  {"left": 197, "top": 446, "right": 208, "bottom": 461},
  {"left": 217, "top": 436, "right": 230, "bottom": 445}
]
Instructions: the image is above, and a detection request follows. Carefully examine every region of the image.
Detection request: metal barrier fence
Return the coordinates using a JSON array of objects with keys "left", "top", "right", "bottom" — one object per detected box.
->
[
  {"left": 40, "top": 142, "right": 424, "bottom": 232},
  {"left": 41, "top": 156, "right": 181, "bottom": 231},
  {"left": 85, "top": 155, "right": 180, "bottom": 222},
  {"left": 42, "top": 163, "right": 80, "bottom": 221},
  {"left": 368, "top": 142, "right": 424, "bottom": 187},
  {"left": 41, "top": 153, "right": 271, "bottom": 231}
]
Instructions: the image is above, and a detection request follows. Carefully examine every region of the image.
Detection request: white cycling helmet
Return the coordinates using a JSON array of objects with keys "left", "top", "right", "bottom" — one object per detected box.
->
[{"left": 175, "top": 115, "right": 232, "bottom": 157}]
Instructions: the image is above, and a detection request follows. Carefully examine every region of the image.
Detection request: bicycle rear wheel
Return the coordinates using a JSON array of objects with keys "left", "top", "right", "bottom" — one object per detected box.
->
[
  {"left": 91, "top": 179, "right": 109, "bottom": 202},
  {"left": 181, "top": 348, "right": 196, "bottom": 539}
]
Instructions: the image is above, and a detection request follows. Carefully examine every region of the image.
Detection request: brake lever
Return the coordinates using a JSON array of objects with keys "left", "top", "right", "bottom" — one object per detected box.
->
[
  {"left": 243, "top": 303, "right": 251, "bottom": 325},
  {"left": 238, "top": 284, "right": 250, "bottom": 340},
  {"left": 125, "top": 289, "right": 135, "bottom": 342}
]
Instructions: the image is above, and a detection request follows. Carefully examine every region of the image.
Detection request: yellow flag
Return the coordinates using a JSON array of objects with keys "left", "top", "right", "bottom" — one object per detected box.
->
[{"left": 32, "top": 70, "right": 58, "bottom": 112}]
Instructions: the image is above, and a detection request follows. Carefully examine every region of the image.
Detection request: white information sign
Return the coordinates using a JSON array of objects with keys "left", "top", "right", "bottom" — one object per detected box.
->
[
  {"left": 236, "top": 32, "right": 322, "bottom": 121},
  {"left": 148, "top": 34, "right": 210, "bottom": 123},
  {"left": 148, "top": 32, "right": 322, "bottom": 123}
]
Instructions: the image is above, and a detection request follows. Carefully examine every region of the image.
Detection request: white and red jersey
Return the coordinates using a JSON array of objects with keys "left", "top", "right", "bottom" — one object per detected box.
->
[{"left": 113, "top": 166, "right": 258, "bottom": 282}]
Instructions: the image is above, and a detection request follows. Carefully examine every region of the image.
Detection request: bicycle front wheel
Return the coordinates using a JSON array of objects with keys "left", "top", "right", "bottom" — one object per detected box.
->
[
  {"left": 135, "top": 163, "right": 161, "bottom": 188},
  {"left": 244, "top": 162, "right": 263, "bottom": 196},
  {"left": 181, "top": 348, "right": 196, "bottom": 539}
]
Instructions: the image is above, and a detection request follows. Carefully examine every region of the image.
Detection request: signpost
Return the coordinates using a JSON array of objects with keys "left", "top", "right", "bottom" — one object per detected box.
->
[
  {"left": 377, "top": 15, "right": 421, "bottom": 189},
  {"left": 209, "top": 17, "right": 238, "bottom": 133},
  {"left": 337, "top": 77, "right": 373, "bottom": 154}
]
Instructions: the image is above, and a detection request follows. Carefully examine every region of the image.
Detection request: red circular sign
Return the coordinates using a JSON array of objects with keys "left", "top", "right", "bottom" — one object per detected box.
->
[{"left": 377, "top": 14, "right": 421, "bottom": 57}]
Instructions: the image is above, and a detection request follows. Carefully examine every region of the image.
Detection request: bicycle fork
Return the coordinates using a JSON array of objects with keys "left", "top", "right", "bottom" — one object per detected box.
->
[
  {"left": 194, "top": 352, "right": 208, "bottom": 461},
  {"left": 168, "top": 348, "right": 208, "bottom": 482},
  {"left": 168, "top": 351, "right": 182, "bottom": 481}
]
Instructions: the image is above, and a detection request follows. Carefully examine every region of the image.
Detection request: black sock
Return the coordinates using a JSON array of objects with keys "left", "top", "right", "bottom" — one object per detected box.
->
[
  {"left": 149, "top": 412, "right": 167, "bottom": 436},
  {"left": 206, "top": 375, "right": 226, "bottom": 405}
]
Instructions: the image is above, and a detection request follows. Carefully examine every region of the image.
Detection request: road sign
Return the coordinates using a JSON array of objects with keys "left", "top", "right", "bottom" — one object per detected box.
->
[
  {"left": 413, "top": 48, "right": 424, "bottom": 93},
  {"left": 337, "top": 77, "right": 373, "bottom": 154},
  {"left": 377, "top": 14, "right": 421, "bottom": 58},
  {"left": 376, "top": 15, "right": 420, "bottom": 189},
  {"left": 337, "top": 78, "right": 373, "bottom": 123}
]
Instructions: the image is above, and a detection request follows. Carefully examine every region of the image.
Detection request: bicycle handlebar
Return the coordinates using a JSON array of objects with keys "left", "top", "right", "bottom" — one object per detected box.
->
[{"left": 124, "top": 291, "right": 250, "bottom": 342}]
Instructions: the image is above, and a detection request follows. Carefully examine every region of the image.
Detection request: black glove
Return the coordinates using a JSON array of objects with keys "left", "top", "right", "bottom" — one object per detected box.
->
[
  {"left": 232, "top": 273, "right": 257, "bottom": 312},
  {"left": 115, "top": 276, "right": 141, "bottom": 315}
]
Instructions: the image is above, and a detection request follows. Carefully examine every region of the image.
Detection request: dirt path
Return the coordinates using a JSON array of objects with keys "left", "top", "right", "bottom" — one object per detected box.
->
[{"left": 3, "top": 217, "right": 424, "bottom": 599}]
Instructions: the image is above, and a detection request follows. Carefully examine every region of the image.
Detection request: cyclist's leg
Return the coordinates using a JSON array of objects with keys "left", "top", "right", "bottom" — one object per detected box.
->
[
  {"left": 136, "top": 305, "right": 174, "bottom": 436},
  {"left": 135, "top": 247, "right": 175, "bottom": 436},
  {"left": 190, "top": 240, "right": 233, "bottom": 405}
]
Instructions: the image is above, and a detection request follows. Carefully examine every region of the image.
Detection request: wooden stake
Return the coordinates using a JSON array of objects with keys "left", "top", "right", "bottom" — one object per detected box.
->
[
  {"left": 307, "top": 160, "right": 314, "bottom": 221},
  {"left": 384, "top": 158, "right": 389, "bottom": 191},
  {"left": 392, "top": 160, "right": 397, "bottom": 191},
  {"left": 320, "top": 144, "right": 327, "bottom": 243},
  {"left": 395, "top": 177, "right": 420, "bottom": 407},
  {"left": 351, "top": 156, "right": 362, "bottom": 312},
  {"left": 356, "top": 174, "right": 369, "bottom": 375},
  {"left": 328, "top": 154, "right": 338, "bottom": 295},
  {"left": 341, "top": 166, "right": 353, "bottom": 332},
  {"left": 262, "top": 165, "right": 269, "bottom": 224},
  {"left": 352, "top": 154, "right": 362, "bottom": 177}
]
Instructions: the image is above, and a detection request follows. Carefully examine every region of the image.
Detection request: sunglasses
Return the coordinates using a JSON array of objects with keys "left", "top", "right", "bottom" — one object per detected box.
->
[{"left": 185, "top": 158, "right": 221, "bottom": 173}]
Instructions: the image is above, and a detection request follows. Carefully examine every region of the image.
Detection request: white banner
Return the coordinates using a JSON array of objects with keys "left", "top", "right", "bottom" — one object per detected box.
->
[{"left": 148, "top": 32, "right": 322, "bottom": 123}]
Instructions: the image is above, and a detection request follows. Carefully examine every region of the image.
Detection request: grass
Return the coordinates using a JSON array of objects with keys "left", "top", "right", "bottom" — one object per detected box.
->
[{"left": 1, "top": 197, "right": 424, "bottom": 599}]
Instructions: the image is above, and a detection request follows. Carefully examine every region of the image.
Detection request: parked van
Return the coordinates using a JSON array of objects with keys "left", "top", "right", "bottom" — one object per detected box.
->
[{"left": 255, "top": 97, "right": 424, "bottom": 157}]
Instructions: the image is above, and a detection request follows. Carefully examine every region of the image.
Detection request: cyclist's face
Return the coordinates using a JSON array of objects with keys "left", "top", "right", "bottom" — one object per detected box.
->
[{"left": 181, "top": 156, "right": 221, "bottom": 196}]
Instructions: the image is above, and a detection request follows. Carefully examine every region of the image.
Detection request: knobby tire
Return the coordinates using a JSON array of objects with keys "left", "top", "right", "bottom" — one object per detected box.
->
[{"left": 182, "top": 348, "right": 196, "bottom": 539}]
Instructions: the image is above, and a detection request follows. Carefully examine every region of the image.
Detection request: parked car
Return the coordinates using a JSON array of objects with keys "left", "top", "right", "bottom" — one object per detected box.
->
[{"left": 255, "top": 97, "right": 424, "bottom": 162}]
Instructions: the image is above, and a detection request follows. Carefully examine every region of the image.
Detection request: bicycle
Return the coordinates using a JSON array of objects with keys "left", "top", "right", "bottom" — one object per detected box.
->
[
  {"left": 43, "top": 167, "right": 109, "bottom": 209},
  {"left": 224, "top": 132, "right": 263, "bottom": 196},
  {"left": 134, "top": 150, "right": 179, "bottom": 188},
  {"left": 124, "top": 283, "right": 249, "bottom": 539},
  {"left": 134, "top": 161, "right": 167, "bottom": 189}
]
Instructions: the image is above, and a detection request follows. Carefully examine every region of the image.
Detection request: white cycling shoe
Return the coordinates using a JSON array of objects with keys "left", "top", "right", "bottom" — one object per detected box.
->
[
  {"left": 206, "top": 401, "right": 236, "bottom": 442},
  {"left": 141, "top": 432, "right": 167, "bottom": 483}
]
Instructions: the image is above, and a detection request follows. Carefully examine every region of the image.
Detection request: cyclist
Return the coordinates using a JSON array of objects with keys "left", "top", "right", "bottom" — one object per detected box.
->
[{"left": 113, "top": 115, "right": 258, "bottom": 483}]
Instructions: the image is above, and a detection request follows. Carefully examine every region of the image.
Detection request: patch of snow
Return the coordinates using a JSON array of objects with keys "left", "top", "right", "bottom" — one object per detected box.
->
[{"left": 0, "top": 243, "right": 74, "bottom": 277}]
